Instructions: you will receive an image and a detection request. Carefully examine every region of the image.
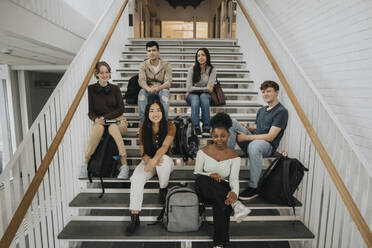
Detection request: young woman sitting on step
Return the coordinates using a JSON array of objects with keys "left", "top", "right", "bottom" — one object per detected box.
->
[
  {"left": 186, "top": 48, "right": 216, "bottom": 138},
  {"left": 126, "top": 99, "right": 176, "bottom": 234},
  {"left": 80, "top": 61, "right": 129, "bottom": 179},
  {"left": 194, "top": 112, "right": 251, "bottom": 248}
]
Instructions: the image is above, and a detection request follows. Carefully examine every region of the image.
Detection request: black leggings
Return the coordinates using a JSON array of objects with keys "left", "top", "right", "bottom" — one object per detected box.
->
[{"left": 195, "top": 175, "right": 233, "bottom": 245}]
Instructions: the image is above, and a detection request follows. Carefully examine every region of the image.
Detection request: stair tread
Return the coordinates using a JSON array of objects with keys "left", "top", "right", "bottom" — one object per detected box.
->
[
  {"left": 120, "top": 59, "right": 245, "bottom": 64},
  {"left": 58, "top": 220, "right": 314, "bottom": 241},
  {"left": 120, "top": 89, "right": 257, "bottom": 94},
  {"left": 80, "top": 169, "right": 251, "bottom": 181},
  {"left": 70, "top": 193, "right": 302, "bottom": 209},
  {"left": 123, "top": 104, "right": 261, "bottom": 109},
  {"left": 79, "top": 241, "right": 290, "bottom": 248},
  {"left": 125, "top": 44, "right": 240, "bottom": 48},
  {"left": 113, "top": 77, "right": 253, "bottom": 82},
  {"left": 122, "top": 51, "right": 243, "bottom": 56},
  {"left": 118, "top": 68, "right": 249, "bottom": 72}
]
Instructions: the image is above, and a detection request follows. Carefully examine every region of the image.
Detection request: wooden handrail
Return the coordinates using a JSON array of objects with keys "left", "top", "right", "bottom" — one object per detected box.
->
[
  {"left": 0, "top": 1, "right": 129, "bottom": 247},
  {"left": 236, "top": 0, "right": 372, "bottom": 246}
]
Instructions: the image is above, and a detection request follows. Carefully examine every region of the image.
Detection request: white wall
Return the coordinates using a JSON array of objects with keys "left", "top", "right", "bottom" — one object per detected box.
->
[
  {"left": 8, "top": 0, "right": 94, "bottom": 39},
  {"left": 0, "top": 0, "right": 89, "bottom": 55},
  {"left": 63, "top": 0, "right": 114, "bottom": 24},
  {"left": 236, "top": 7, "right": 280, "bottom": 103},
  {"left": 254, "top": 0, "right": 372, "bottom": 163}
]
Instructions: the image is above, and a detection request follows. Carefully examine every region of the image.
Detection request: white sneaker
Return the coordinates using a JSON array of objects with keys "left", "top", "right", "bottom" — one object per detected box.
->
[
  {"left": 79, "top": 164, "right": 88, "bottom": 178},
  {"left": 117, "top": 165, "right": 129, "bottom": 179},
  {"left": 233, "top": 201, "right": 251, "bottom": 223}
]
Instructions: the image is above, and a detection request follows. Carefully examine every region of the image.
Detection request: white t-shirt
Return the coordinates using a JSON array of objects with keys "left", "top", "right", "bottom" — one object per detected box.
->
[{"left": 151, "top": 62, "right": 161, "bottom": 74}]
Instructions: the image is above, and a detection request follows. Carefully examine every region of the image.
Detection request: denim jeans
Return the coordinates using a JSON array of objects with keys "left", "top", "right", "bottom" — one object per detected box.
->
[
  {"left": 227, "top": 119, "right": 273, "bottom": 188},
  {"left": 186, "top": 93, "right": 211, "bottom": 130},
  {"left": 138, "top": 88, "right": 170, "bottom": 124}
]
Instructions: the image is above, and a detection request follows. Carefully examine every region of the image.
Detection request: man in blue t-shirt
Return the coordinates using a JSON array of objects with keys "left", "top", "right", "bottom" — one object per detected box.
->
[{"left": 227, "top": 81, "right": 288, "bottom": 200}]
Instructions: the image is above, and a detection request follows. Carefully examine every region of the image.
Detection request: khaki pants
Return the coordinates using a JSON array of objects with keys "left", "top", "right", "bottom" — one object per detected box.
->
[{"left": 85, "top": 116, "right": 127, "bottom": 164}]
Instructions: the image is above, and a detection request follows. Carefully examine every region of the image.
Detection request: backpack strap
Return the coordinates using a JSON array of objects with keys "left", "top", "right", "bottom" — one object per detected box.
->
[
  {"left": 282, "top": 158, "right": 296, "bottom": 215},
  {"left": 199, "top": 203, "right": 214, "bottom": 226},
  {"left": 98, "top": 176, "right": 105, "bottom": 198},
  {"left": 258, "top": 156, "right": 282, "bottom": 190},
  {"left": 148, "top": 207, "right": 165, "bottom": 226}
]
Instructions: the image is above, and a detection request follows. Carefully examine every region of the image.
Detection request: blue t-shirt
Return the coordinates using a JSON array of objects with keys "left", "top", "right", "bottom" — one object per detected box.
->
[{"left": 254, "top": 103, "right": 288, "bottom": 151}]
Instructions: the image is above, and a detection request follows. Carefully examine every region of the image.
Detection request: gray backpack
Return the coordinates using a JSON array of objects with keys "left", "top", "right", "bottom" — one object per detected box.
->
[{"left": 154, "top": 185, "right": 202, "bottom": 232}]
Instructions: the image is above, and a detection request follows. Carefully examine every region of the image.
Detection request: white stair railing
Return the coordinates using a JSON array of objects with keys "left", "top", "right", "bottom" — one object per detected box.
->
[
  {"left": 0, "top": 0, "right": 130, "bottom": 247},
  {"left": 236, "top": 1, "right": 372, "bottom": 247}
]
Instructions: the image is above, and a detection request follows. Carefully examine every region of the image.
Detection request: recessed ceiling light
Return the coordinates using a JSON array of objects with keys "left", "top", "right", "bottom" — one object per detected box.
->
[{"left": 1, "top": 49, "right": 12, "bottom": 55}]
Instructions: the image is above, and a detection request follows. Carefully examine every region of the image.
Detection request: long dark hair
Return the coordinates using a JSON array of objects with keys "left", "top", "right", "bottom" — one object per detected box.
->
[
  {"left": 192, "top": 48, "right": 214, "bottom": 84},
  {"left": 142, "top": 99, "right": 168, "bottom": 157}
]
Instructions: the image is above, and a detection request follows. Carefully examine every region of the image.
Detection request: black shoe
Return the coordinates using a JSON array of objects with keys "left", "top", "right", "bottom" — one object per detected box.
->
[
  {"left": 159, "top": 188, "right": 168, "bottom": 204},
  {"left": 202, "top": 129, "right": 210, "bottom": 137},
  {"left": 238, "top": 187, "right": 259, "bottom": 200},
  {"left": 195, "top": 128, "right": 202, "bottom": 138},
  {"left": 126, "top": 214, "right": 140, "bottom": 235}
]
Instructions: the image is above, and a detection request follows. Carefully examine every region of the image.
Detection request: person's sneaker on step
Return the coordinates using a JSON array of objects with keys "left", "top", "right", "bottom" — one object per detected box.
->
[
  {"left": 238, "top": 187, "right": 259, "bottom": 200},
  {"left": 232, "top": 201, "right": 251, "bottom": 223},
  {"left": 202, "top": 129, "right": 210, "bottom": 138},
  {"left": 117, "top": 164, "right": 129, "bottom": 179},
  {"left": 195, "top": 128, "right": 202, "bottom": 138},
  {"left": 159, "top": 188, "right": 168, "bottom": 204},
  {"left": 79, "top": 164, "right": 88, "bottom": 178}
]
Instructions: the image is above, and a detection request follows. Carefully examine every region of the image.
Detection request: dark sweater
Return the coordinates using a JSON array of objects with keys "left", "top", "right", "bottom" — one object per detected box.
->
[{"left": 88, "top": 82, "right": 125, "bottom": 121}]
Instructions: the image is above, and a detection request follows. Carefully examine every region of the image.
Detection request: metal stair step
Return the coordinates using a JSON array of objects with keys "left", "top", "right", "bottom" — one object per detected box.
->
[
  {"left": 87, "top": 209, "right": 285, "bottom": 219},
  {"left": 122, "top": 55, "right": 243, "bottom": 60},
  {"left": 125, "top": 44, "right": 240, "bottom": 48},
  {"left": 122, "top": 51, "right": 243, "bottom": 55},
  {"left": 120, "top": 88, "right": 257, "bottom": 94},
  {"left": 120, "top": 59, "right": 246, "bottom": 64},
  {"left": 77, "top": 241, "right": 290, "bottom": 248},
  {"left": 113, "top": 77, "right": 253, "bottom": 83},
  {"left": 69, "top": 193, "right": 302, "bottom": 210},
  {"left": 80, "top": 169, "right": 251, "bottom": 182},
  {"left": 122, "top": 113, "right": 256, "bottom": 121},
  {"left": 122, "top": 100, "right": 261, "bottom": 107},
  {"left": 58, "top": 220, "right": 314, "bottom": 241},
  {"left": 117, "top": 68, "right": 249, "bottom": 73}
]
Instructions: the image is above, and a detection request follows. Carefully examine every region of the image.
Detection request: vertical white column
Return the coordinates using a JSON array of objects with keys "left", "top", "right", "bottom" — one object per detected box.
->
[
  {"left": 0, "top": 65, "right": 14, "bottom": 166},
  {"left": 17, "top": 70, "right": 32, "bottom": 137}
]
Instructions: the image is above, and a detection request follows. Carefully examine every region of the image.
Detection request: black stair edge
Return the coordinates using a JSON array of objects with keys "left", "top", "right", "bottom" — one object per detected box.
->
[
  {"left": 58, "top": 220, "right": 314, "bottom": 241},
  {"left": 77, "top": 241, "right": 290, "bottom": 248},
  {"left": 69, "top": 193, "right": 302, "bottom": 208},
  {"left": 88, "top": 209, "right": 282, "bottom": 217}
]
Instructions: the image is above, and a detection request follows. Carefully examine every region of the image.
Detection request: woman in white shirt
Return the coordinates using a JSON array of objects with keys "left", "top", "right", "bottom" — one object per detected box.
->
[
  {"left": 194, "top": 113, "right": 251, "bottom": 248},
  {"left": 186, "top": 48, "right": 216, "bottom": 137}
]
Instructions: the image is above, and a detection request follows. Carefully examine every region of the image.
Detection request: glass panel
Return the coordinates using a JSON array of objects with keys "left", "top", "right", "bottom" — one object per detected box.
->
[
  {"left": 196, "top": 22, "right": 208, "bottom": 38},
  {"left": 161, "top": 21, "right": 193, "bottom": 38}
]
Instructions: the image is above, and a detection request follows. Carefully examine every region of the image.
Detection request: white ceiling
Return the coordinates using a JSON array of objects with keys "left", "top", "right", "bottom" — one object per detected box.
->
[{"left": 0, "top": 30, "right": 74, "bottom": 66}]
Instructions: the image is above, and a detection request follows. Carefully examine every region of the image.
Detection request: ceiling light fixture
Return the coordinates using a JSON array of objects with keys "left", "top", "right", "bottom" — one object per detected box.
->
[{"left": 1, "top": 49, "right": 13, "bottom": 55}]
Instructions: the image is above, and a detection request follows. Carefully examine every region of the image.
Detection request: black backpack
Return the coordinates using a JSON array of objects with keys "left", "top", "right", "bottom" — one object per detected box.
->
[
  {"left": 258, "top": 156, "right": 308, "bottom": 208},
  {"left": 88, "top": 126, "right": 120, "bottom": 198},
  {"left": 124, "top": 74, "right": 141, "bottom": 104},
  {"left": 171, "top": 116, "right": 199, "bottom": 161}
]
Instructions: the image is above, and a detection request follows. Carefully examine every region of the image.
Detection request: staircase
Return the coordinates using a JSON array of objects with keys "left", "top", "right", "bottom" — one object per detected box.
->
[{"left": 58, "top": 39, "right": 314, "bottom": 248}]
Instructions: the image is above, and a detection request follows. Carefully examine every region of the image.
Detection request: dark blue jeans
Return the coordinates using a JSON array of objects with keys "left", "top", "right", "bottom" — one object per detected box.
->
[{"left": 186, "top": 93, "right": 211, "bottom": 130}]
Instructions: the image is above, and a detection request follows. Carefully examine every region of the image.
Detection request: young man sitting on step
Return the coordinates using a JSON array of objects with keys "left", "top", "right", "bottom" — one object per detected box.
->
[
  {"left": 227, "top": 81, "right": 288, "bottom": 200},
  {"left": 138, "top": 41, "right": 172, "bottom": 125}
]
